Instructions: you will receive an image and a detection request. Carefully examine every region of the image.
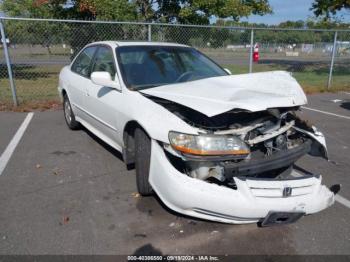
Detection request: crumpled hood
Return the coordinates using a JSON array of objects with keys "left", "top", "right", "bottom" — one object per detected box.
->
[{"left": 140, "top": 71, "right": 307, "bottom": 117}]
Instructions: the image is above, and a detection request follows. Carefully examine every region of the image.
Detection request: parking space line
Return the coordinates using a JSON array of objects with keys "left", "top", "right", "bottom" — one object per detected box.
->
[
  {"left": 0, "top": 112, "right": 34, "bottom": 176},
  {"left": 335, "top": 195, "right": 350, "bottom": 209},
  {"left": 302, "top": 106, "right": 350, "bottom": 120}
]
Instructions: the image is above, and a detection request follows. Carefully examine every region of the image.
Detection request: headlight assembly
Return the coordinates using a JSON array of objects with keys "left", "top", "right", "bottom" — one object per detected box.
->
[{"left": 169, "top": 131, "right": 250, "bottom": 156}]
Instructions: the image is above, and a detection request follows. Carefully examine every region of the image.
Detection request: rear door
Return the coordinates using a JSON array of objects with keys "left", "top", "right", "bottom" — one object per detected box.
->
[{"left": 68, "top": 45, "right": 97, "bottom": 120}]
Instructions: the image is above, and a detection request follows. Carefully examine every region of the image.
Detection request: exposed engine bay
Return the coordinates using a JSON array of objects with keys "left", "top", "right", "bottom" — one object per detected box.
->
[{"left": 146, "top": 94, "right": 326, "bottom": 189}]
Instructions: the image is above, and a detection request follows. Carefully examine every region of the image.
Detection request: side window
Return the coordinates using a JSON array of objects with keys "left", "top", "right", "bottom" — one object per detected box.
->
[
  {"left": 71, "top": 46, "right": 97, "bottom": 77},
  {"left": 91, "top": 46, "right": 116, "bottom": 80}
]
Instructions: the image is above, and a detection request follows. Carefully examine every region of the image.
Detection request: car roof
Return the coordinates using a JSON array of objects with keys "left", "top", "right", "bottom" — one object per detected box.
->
[{"left": 86, "top": 41, "right": 189, "bottom": 48}]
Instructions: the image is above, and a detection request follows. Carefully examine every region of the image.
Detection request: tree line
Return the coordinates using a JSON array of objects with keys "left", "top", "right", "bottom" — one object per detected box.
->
[{"left": 1, "top": 1, "right": 349, "bottom": 55}]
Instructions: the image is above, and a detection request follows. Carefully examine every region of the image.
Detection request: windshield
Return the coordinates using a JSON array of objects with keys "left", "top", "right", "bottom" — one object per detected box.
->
[{"left": 116, "top": 46, "right": 228, "bottom": 90}]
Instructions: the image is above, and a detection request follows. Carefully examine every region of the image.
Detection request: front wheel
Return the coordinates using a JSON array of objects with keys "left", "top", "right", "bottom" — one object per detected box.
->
[
  {"left": 135, "top": 128, "right": 153, "bottom": 196},
  {"left": 63, "top": 94, "right": 80, "bottom": 130}
]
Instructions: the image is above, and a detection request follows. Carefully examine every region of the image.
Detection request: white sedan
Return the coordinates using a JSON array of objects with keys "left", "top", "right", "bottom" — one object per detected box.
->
[{"left": 58, "top": 41, "right": 338, "bottom": 226}]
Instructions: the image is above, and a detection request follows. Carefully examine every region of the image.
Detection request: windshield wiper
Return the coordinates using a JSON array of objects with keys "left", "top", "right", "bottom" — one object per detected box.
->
[{"left": 132, "top": 84, "right": 162, "bottom": 90}]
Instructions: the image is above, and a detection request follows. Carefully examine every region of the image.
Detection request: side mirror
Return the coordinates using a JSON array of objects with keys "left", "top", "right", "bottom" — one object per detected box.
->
[
  {"left": 91, "top": 71, "right": 121, "bottom": 90},
  {"left": 224, "top": 68, "right": 232, "bottom": 75}
]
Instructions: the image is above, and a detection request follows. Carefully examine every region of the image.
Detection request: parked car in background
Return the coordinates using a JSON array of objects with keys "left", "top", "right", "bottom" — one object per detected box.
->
[{"left": 58, "top": 41, "right": 338, "bottom": 226}]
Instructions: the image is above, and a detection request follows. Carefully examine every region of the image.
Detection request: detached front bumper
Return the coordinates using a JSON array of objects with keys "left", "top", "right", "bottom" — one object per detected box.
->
[{"left": 149, "top": 140, "right": 334, "bottom": 224}]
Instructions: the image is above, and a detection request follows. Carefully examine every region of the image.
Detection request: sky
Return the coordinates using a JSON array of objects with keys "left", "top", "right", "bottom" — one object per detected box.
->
[{"left": 241, "top": 0, "right": 350, "bottom": 25}]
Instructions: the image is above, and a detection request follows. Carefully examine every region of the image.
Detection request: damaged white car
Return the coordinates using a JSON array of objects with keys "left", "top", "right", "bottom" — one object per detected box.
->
[{"left": 58, "top": 41, "right": 338, "bottom": 226}]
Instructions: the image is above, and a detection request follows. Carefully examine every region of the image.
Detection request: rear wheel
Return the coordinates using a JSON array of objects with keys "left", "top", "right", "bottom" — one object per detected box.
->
[
  {"left": 135, "top": 128, "right": 153, "bottom": 196},
  {"left": 63, "top": 94, "right": 80, "bottom": 130}
]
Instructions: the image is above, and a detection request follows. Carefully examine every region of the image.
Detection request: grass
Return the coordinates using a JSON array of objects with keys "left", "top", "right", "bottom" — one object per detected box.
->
[
  {"left": 0, "top": 56, "right": 349, "bottom": 110},
  {"left": 223, "top": 62, "right": 350, "bottom": 94},
  {"left": 0, "top": 65, "right": 63, "bottom": 111}
]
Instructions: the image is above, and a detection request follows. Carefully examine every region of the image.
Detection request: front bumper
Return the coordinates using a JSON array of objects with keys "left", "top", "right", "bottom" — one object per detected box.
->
[{"left": 149, "top": 140, "right": 334, "bottom": 224}]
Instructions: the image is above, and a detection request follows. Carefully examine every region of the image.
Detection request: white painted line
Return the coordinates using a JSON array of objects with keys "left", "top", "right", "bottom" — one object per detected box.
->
[
  {"left": 330, "top": 99, "right": 342, "bottom": 103},
  {"left": 341, "top": 91, "right": 350, "bottom": 96},
  {"left": 335, "top": 195, "right": 350, "bottom": 209},
  {"left": 302, "top": 106, "right": 350, "bottom": 120},
  {"left": 0, "top": 113, "right": 34, "bottom": 176}
]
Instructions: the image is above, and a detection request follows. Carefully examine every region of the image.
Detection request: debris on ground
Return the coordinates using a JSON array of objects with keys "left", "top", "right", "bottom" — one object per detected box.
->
[
  {"left": 52, "top": 167, "right": 62, "bottom": 176},
  {"left": 63, "top": 216, "right": 70, "bottom": 224},
  {"left": 134, "top": 233, "right": 147, "bottom": 238},
  {"left": 36, "top": 164, "right": 42, "bottom": 169},
  {"left": 131, "top": 192, "right": 140, "bottom": 198},
  {"left": 169, "top": 222, "right": 182, "bottom": 229},
  {"left": 328, "top": 160, "right": 339, "bottom": 166}
]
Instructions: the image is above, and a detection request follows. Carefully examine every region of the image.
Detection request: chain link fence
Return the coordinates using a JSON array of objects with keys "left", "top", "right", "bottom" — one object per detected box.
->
[
  {"left": 1, "top": 17, "right": 349, "bottom": 108},
  {"left": 333, "top": 31, "right": 350, "bottom": 91}
]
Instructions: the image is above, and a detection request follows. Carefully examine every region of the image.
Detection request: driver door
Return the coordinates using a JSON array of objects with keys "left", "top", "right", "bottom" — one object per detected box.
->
[{"left": 84, "top": 45, "right": 121, "bottom": 142}]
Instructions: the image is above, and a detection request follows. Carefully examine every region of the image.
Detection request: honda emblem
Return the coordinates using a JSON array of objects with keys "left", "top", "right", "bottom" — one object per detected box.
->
[{"left": 283, "top": 187, "right": 292, "bottom": 197}]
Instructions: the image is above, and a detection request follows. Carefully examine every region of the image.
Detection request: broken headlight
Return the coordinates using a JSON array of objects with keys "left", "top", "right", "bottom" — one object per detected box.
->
[{"left": 169, "top": 131, "right": 250, "bottom": 156}]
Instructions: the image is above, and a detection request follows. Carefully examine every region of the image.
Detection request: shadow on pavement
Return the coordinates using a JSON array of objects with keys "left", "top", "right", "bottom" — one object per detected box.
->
[
  {"left": 133, "top": 243, "right": 164, "bottom": 256},
  {"left": 340, "top": 102, "right": 350, "bottom": 111},
  {"left": 82, "top": 126, "right": 124, "bottom": 162}
]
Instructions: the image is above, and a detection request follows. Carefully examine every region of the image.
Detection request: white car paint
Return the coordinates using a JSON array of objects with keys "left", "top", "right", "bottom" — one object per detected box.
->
[
  {"left": 141, "top": 71, "right": 307, "bottom": 117},
  {"left": 149, "top": 140, "right": 334, "bottom": 224},
  {"left": 58, "top": 41, "right": 334, "bottom": 224}
]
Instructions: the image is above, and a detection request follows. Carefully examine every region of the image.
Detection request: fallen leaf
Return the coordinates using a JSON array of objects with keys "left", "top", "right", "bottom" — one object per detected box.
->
[
  {"left": 63, "top": 216, "right": 70, "bottom": 224},
  {"left": 131, "top": 192, "right": 140, "bottom": 198},
  {"left": 52, "top": 168, "right": 62, "bottom": 176}
]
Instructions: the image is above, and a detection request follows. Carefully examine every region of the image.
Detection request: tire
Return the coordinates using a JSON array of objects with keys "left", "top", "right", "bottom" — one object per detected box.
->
[
  {"left": 63, "top": 94, "right": 80, "bottom": 130},
  {"left": 135, "top": 128, "right": 153, "bottom": 196}
]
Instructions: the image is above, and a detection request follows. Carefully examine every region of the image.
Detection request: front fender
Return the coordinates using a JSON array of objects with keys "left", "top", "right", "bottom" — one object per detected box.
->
[
  {"left": 119, "top": 90, "right": 198, "bottom": 144},
  {"left": 293, "top": 126, "right": 328, "bottom": 159}
]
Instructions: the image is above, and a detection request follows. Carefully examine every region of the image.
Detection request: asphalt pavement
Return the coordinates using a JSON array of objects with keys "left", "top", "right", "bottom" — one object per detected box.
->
[{"left": 0, "top": 92, "right": 349, "bottom": 255}]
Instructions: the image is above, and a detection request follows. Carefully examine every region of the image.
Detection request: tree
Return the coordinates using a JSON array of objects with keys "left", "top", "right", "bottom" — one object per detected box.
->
[
  {"left": 0, "top": 0, "right": 139, "bottom": 56},
  {"left": 0, "top": 0, "right": 272, "bottom": 57},
  {"left": 1, "top": 0, "right": 137, "bottom": 21},
  {"left": 1, "top": 0, "right": 70, "bottom": 18},
  {"left": 133, "top": 0, "right": 272, "bottom": 24},
  {"left": 311, "top": 0, "right": 350, "bottom": 19},
  {"left": 1, "top": 0, "right": 272, "bottom": 24},
  {"left": 178, "top": 0, "right": 272, "bottom": 24},
  {"left": 278, "top": 20, "right": 305, "bottom": 28}
]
